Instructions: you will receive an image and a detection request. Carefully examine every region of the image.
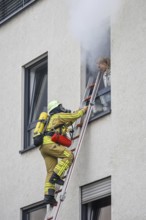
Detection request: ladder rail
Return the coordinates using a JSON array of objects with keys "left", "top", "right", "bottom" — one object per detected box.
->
[
  {"left": 59, "top": 72, "right": 102, "bottom": 198},
  {"left": 54, "top": 72, "right": 102, "bottom": 220},
  {"left": 44, "top": 77, "right": 95, "bottom": 220},
  {"left": 46, "top": 71, "right": 102, "bottom": 220}
]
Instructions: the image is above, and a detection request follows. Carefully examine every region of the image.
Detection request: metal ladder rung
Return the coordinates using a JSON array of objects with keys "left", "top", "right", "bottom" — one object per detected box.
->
[
  {"left": 62, "top": 175, "right": 67, "bottom": 179},
  {"left": 88, "top": 83, "right": 95, "bottom": 89},
  {"left": 76, "top": 123, "right": 83, "bottom": 128},
  {"left": 72, "top": 135, "right": 80, "bottom": 140},
  {"left": 84, "top": 95, "right": 91, "bottom": 102},
  {"left": 55, "top": 189, "right": 62, "bottom": 194}
]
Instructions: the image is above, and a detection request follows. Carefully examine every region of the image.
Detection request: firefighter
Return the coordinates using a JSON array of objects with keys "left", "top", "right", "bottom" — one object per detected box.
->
[{"left": 39, "top": 100, "right": 88, "bottom": 205}]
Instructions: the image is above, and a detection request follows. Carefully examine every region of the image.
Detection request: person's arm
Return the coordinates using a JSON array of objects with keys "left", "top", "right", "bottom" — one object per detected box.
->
[
  {"left": 59, "top": 107, "right": 88, "bottom": 124},
  {"left": 106, "top": 69, "right": 111, "bottom": 87}
]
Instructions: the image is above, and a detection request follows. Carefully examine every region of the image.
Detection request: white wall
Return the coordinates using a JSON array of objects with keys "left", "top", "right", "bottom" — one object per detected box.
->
[
  {"left": 0, "top": 0, "right": 146, "bottom": 220},
  {"left": 112, "top": 0, "right": 146, "bottom": 219},
  {"left": 0, "top": 0, "right": 81, "bottom": 219}
]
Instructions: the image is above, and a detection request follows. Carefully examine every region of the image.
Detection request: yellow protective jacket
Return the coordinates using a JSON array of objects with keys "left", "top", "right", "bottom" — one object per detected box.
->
[{"left": 43, "top": 108, "right": 86, "bottom": 145}]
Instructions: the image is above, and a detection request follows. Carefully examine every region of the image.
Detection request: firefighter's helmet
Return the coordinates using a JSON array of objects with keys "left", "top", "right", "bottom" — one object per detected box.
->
[{"left": 48, "top": 100, "right": 61, "bottom": 113}]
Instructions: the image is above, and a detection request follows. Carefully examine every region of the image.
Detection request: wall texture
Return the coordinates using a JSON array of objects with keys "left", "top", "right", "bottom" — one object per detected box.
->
[
  {"left": 0, "top": 0, "right": 81, "bottom": 219},
  {"left": 111, "top": 0, "right": 146, "bottom": 219}
]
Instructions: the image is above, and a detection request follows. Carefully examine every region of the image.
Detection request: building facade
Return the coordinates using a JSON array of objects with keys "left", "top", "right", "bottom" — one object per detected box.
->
[{"left": 0, "top": 0, "right": 146, "bottom": 220}]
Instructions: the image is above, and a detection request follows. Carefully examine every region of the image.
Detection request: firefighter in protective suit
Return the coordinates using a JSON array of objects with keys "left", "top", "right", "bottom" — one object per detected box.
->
[{"left": 40, "top": 100, "right": 88, "bottom": 205}]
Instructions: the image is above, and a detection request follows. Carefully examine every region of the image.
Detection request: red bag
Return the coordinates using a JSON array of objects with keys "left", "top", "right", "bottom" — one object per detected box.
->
[{"left": 51, "top": 133, "right": 72, "bottom": 147}]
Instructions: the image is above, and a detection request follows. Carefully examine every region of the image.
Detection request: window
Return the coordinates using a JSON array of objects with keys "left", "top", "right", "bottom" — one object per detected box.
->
[
  {"left": 0, "top": 0, "right": 38, "bottom": 25},
  {"left": 23, "top": 56, "right": 48, "bottom": 152},
  {"left": 21, "top": 201, "right": 47, "bottom": 220},
  {"left": 83, "top": 16, "right": 111, "bottom": 122},
  {"left": 87, "top": 71, "right": 111, "bottom": 122},
  {"left": 81, "top": 177, "right": 111, "bottom": 220}
]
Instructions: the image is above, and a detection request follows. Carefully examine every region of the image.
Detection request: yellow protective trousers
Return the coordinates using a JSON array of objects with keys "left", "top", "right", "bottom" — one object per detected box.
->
[{"left": 40, "top": 143, "right": 74, "bottom": 195}]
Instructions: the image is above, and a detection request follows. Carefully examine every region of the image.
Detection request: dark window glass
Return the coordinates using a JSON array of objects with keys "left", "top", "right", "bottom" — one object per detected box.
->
[
  {"left": 24, "top": 58, "right": 48, "bottom": 149},
  {"left": 82, "top": 196, "right": 111, "bottom": 220}
]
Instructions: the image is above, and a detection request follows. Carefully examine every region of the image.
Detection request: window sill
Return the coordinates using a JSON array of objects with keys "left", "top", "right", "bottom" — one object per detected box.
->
[
  {"left": 19, "top": 145, "right": 38, "bottom": 154},
  {"left": 89, "top": 109, "right": 111, "bottom": 123}
]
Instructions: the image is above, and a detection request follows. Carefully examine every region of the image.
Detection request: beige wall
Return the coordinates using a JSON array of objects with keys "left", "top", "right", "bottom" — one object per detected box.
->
[{"left": 0, "top": 0, "right": 146, "bottom": 220}]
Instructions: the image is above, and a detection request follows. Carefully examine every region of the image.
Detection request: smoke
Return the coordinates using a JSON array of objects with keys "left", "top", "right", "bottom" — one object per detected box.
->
[{"left": 69, "top": 0, "right": 120, "bottom": 72}]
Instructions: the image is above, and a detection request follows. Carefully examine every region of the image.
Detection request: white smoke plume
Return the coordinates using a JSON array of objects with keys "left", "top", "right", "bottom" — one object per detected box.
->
[{"left": 69, "top": 0, "right": 121, "bottom": 72}]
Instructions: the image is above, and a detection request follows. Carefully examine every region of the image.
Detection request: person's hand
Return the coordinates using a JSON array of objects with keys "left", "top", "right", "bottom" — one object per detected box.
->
[{"left": 83, "top": 106, "right": 88, "bottom": 113}]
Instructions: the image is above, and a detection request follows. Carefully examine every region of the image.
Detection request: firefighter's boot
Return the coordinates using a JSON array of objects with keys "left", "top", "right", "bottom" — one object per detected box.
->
[
  {"left": 44, "top": 189, "right": 57, "bottom": 206},
  {"left": 49, "top": 172, "right": 64, "bottom": 185}
]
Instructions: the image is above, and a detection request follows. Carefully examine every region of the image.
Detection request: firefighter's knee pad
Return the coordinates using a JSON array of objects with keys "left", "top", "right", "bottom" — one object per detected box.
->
[{"left": 63, "top": 149, "right": 74, "bottom": 162}]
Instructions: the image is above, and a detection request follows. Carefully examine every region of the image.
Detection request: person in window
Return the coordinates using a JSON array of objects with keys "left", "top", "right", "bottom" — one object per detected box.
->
[
  {"left": 98, "top": 58, "right": 111, "bottom": 111},
  {"left": 98, "top": 57, "right": 111, "bottom": 88},
  {"left": 40, "top": 100, "right": 88, "bottom": 205}
]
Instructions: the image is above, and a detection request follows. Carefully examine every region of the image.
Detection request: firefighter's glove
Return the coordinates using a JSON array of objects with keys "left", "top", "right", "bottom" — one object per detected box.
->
[{"left": 83, "top": 106, "right": 88, "bottom": 113}]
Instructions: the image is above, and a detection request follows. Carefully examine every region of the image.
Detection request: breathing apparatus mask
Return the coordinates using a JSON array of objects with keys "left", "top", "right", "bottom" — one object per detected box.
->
[
  {"left": 59, "top": 104, "right": 71, "bottom": 113},
  {"left": 50, "top": 104, "right": 71, "bottom": 115}
]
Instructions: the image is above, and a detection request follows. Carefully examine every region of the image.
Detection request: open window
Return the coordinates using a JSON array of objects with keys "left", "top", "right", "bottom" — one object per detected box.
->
[
  {"left": 82, "top": 17, "right": 111, "bottom": 122},
  {"left": 81, "top": 177, "right": 111, "bottom": 220},
  {"left": 22, "top": 56, "right": 48, "bottom": 152}
]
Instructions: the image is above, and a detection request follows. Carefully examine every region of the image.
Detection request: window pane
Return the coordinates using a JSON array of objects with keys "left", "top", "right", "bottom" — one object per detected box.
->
[
  {"left": 90, "top": 90, "right": 111, "bottom": 120},
  {"left": 24, "top": 58, "right": 48, "bottom": 149},
  {"left": 29, "top": 208, "right": 46, "bottom": 220},
  {"left": 28, "top": 63, "right": 47, "bottom": 123},
  {"left": 82, "top": 204, "right": 111, "bottom": 220},
  {"left": 98, "top": 206, "right": 111, "bottom": 220},
  {"left": 82, "top": 195, "right": 111, "bottom": 220},
  {"left": 86, "top": 71, "right": 111, "bottom": 121}
]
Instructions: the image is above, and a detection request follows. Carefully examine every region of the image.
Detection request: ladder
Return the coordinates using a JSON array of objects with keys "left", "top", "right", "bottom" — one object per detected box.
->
[{"left": 45, "top": 71, "right": 102, "bottom": 220}]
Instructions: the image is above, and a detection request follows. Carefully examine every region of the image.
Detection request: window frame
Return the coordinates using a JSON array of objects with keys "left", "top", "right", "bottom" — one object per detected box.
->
[
  {"left": 20, "top": 54, "right": 48, "bottom": 154},
  {"left": 21, "top": 200, "right": 47, "bottom": 220},
  {"left": 0, "top": 0, "right": 39, "bottom": 26}
]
